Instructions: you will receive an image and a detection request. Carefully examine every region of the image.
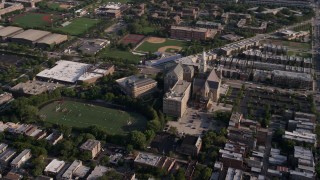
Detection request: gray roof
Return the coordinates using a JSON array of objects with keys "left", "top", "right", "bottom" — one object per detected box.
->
[
  {"left": 182, "top": 64, "right": 194, "bottom": 73},
  {"left": 206, "top": 70, "right": 220, "bottom": 89}
]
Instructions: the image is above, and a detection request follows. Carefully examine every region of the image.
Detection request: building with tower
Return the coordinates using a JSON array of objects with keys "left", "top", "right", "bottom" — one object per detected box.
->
[
  {"left": 164, "top": 63, "right": 194, "bottom": 91},
  {"left": 192, "top": 51, "right": 222, "bottom": 102}
]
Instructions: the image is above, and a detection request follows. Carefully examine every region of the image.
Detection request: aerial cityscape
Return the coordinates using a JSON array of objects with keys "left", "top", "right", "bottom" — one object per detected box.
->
[{"left": 0, "top": 0, "right": 317, "bottom": 179}]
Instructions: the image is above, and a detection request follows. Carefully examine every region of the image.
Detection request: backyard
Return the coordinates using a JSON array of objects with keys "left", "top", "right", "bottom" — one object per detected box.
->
[{"left": 39, "top": 100, "right": 147, "bottom": 135}]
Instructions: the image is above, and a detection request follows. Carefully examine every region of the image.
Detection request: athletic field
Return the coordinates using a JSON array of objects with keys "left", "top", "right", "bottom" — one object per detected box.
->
[
  {"left": 12, "top": 13, "right": 59, "bottom": 28},
  {"left": 39, "top": 101, "right": 147, "bottom": 135},
  {"left": 55, "top": 18, "right": 99, "bottom": 36},
  {"left": 136, "top": 37, "right": 187, "bottom": 53}
]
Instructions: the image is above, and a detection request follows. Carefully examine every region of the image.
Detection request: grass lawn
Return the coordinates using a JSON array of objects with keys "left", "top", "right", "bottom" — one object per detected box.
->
[
  {"left": 99, "top": 47, "right": 141, "bottom": 64},
  {"left": 55, "top": 18, "right": 99, "bottom": 36},
  {"left": 13, "top": 13, "right": 56, "bottom": 28},
  {"left": 39, "top": 101, "right": 147, "bottom": 135},
  {"left": 136, "top": 39, "right": 187, "bottom": 53},
  {"left": 139, "top": 26, "right": 157, "bottom": 34}
]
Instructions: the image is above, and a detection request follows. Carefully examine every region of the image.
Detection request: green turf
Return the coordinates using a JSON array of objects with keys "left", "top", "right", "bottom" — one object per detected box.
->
[
  {"left": 99, "top": 47, "right": 141, "bottom": 63},
  {"left": 13, "top": 13, "right": 55, "bottom": 28},
  {"left": 136, "top": 39, "right": 187, "bottom": 53},
  {"left": 55, "top": 18, "right": 99, "bottom": 36},
  {"left": 39, "top": 101, "right": 147, "bottom": 135}
]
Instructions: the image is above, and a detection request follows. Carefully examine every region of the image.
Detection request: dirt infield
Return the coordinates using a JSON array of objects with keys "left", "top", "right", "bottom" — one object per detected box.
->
[
  {"left": 158, "top": 46, "right": 182, "bottom": 53},
  {"left": 146, "top": 37, "right": 166, "bottom": 43},
  {"left": 60, "top": 4, "right": 73, "bottom": 9}
]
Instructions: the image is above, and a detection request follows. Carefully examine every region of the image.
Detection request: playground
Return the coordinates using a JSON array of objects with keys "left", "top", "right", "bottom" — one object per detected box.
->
[{"left": 39, "top": 100, "right": 147, "bottom": 135}]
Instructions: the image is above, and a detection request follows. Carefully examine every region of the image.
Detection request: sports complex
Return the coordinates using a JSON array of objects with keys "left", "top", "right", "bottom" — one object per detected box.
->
[{"left": 39, "top": 100, "right": 147, "bottom": 135}]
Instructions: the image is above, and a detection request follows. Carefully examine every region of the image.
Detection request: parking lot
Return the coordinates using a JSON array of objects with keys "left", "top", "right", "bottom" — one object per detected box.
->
[{"left": 166, "top": 108, "right": 216, "bottom": 136}]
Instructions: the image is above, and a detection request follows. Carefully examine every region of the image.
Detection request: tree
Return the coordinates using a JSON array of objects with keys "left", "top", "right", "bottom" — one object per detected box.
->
[
  {"left": 30, "top": 155, "right": 46, "bottom": 176},
  {"left": 99, "top": 170, "right": 123, "bottom": 180},
  {"left": 128, "top": 131, "right": 147, "bottom": 149},
  {"left": 175, "top": 169, "right": 186, "bottom": 180},
  {"left": 79, "top": 150, "right": 92, "bottom": 161},
  {"left": 100, "top": 156, "right": 109, "bottom": 166}
]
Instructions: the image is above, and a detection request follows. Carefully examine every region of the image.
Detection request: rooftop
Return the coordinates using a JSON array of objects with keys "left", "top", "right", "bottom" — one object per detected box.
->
[
  {"left": 36, "top": 60, "right": 92, "bottom": 83},
  {"left": 0, "top": 149, "right": 16, "bottom": 162},
  {"left": 0, "top": 26, "right": 22, "bottom": 37},
  {"left": 116, "top": 75, "right": 157, "bottom": 89},
  {"left": 44, "top": 159, "right": 65, "bottom": 173},
  {"left": 272, "top": 70, "right": 312, "bottom": 81},
  {"left": 164, "top": 80, "right": 191, "bottom": 101},
  {"left": 62, "top": 160, "right": 82, "bottom": 179},
  {"left": 36, "top": 33, "right": 68, "bottom": 45},
  {"left": 11, "top": 149, "right": 31, "bottom": 165},
  {"left": 11, "top": 81, "right": 63, "bottom": 95},
  {"left": 80, "top": 139, "right": 100, "bottom": 151},
  {"left": 171, "top": 26, "right": 208, "bottom": 33},
  {"left": 12, "top": 29, "right": 51, "bottom": 42},
  {"left": 87, "top": 166, "right": 110, "bottom": 180},
  {"left": 134, "top": 152, "right": 162, "bottom": 167}
]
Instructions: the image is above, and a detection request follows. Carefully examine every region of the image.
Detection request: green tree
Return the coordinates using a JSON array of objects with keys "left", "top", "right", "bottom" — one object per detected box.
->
[{"left": 129, "top": 131, "right": 147, "bottom": 149}]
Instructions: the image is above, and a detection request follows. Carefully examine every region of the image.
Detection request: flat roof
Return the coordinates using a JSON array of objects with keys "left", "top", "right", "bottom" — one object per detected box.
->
[
  {"left": 37, "top": 33, "right": 68, "bottom": 45},
  {"left": 134, "top": 152, "right": 162, "bottom": 167},
  {"left": 11, "top": 81, "right": 63, "bottom": 95},
  {"left": 62, "top": 160, "right": 81, "bottom": 179},
  {"left": 11, "top": 149, "right": 31, "bottom": 165},
  {"left": 80, "top": 139, "right": 100, "bottom": 151},
  {"left": 0, "top": 149, "right": 16, "bottom": 161},
  {"left": 164, "top": 80, "right": 190, "bottom": 101},
  {"left": 0, "top": 26, "right": 23, "bottom": 37},
  {"left": 171, "top": 26, "right": 208, "bottom": 33},
  {"left": 116, "top": 75, "right": 157, "bottom": 89},
  {"left": 44, "top": 159, "right": 65, "bottom": 173},
  {"left": 36, "top": 60, "right": 92, "bottom": 83},
  {"left": 272, "top": 70, "right": 312, "bottom": 81},
  {"left": 12, "top": 29, "right": 51, "bottom": 42},
  {"left": 87, "top": 166, "right": 110, "bottom": 180}
]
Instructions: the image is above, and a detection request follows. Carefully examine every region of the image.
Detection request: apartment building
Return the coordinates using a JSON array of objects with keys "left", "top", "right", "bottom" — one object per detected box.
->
[
  {"left": 272, "top": 70, "right": 314, "bottom": 90},
  {"left": 80, "top": 139, "right": 101, "bottom": 159},
  {"left": 176, "top": 135, "right": 202, "bottom": 156},
  {"left": 10, "top": 149, "right": 31, "bottom": 168},
  {"left": 170, "top": 26, "right": 213, "bottom": 40},
  {"left": 116, "top": 75, "right": 158, "bottom": 98},
  {"left": 243, "top": 0, "right": 312, "bottom": 7},
  {"left": 163, "top": 80, "right": 191, "bottom": 117}
]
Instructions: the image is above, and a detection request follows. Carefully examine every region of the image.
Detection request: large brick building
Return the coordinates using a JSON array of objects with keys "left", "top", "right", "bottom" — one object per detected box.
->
[{"left": 170, "top": 26, "right": 213, "bottom": 40}]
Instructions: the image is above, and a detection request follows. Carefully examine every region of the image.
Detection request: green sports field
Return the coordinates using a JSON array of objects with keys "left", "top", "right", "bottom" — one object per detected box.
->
[
  {"left": 136, "top": 38, "right": 187, "bottom": 53},
  {"left": 99, "top": 47, "right": 141, "bottom": 64},
  {"left": 39, "top": 101, "right": 147, "bottom": 135},
  {"left": 13, "top": 13, "right": 57, "bottom": 28},
  {"left": 55, "top": 18, "right": 99, "bottom": 36}
]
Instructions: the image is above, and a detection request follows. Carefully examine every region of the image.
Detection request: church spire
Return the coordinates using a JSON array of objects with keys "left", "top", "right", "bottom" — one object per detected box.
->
[{"left": 200, "top": 50, "right": 207, "bottom": 74}]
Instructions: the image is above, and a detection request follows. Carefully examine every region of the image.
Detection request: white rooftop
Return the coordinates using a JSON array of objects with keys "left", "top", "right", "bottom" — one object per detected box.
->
[
  {"left": 44, "top": 159, "right": 65, "bottom": 173},
  {"left": 36, "top": 60, "right": 92, "bottom": 83}
]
